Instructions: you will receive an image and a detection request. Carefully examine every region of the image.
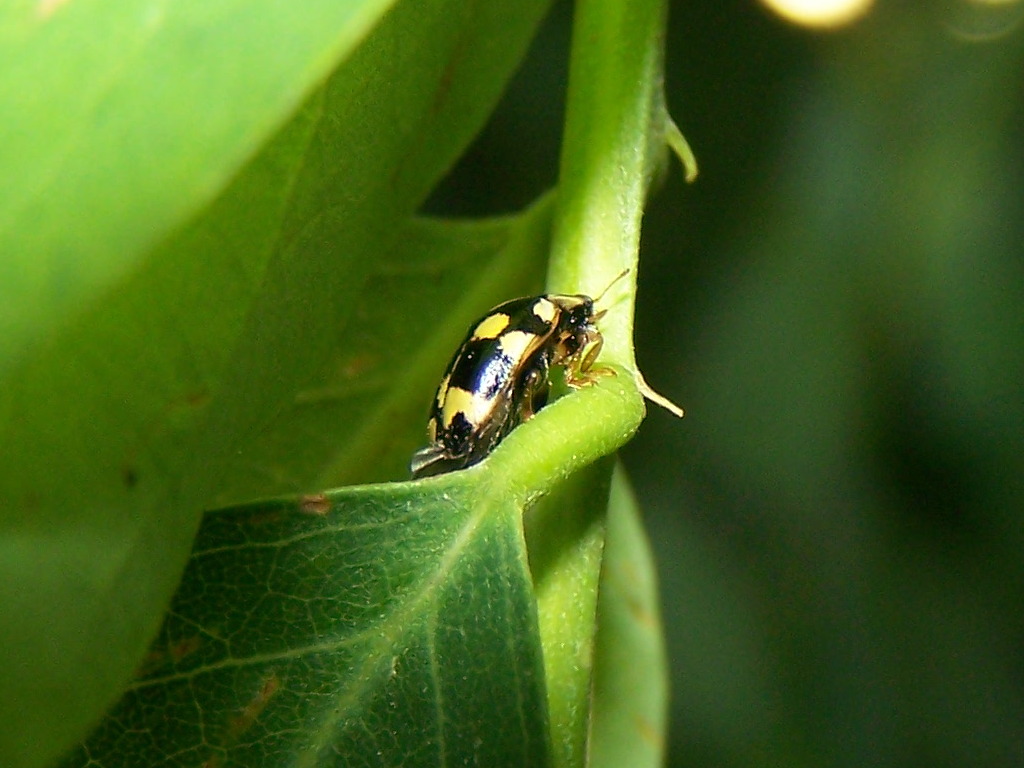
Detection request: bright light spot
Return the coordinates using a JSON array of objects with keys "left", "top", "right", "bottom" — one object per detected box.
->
[{"left": 760, "top": 0, "right": 875, "bottom": 28}]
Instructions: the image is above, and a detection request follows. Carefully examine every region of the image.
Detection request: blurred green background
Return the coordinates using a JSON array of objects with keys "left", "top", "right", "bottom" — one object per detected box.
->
[{"left": 428, "top": 1, "right": 1024, "bottom": 765}]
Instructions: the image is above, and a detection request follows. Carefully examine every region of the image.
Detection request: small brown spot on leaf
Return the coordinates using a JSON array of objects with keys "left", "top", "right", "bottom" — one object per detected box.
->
[
  {"left": 122, "top": 465, "right": 139, "bottom": 489},
  {"left": 628, "top": 595, "right": 657, "bottom": 630},
  {"left": 339, "top": 353, "right": 377, "bottom": 379},
  {"left": 181, "top": 388, "right": 212, "bottom": 408},
  {"left": 299, "top": 493, "right": 331, "bottom": 516},
  {"left": 633, "top": 714, "right": 663, "bottom": 749},
  {"left": 229, "top": 674, "right": 282, "bottom": 737},
  {"left": 135, "top": 635, "right": 202, "bottom": 677},
  {"left": 170, "top": 635, "right": 202, "bottom": 662},
  {"left": 136, "top": 650, "right": 166, "bottom": 678}
]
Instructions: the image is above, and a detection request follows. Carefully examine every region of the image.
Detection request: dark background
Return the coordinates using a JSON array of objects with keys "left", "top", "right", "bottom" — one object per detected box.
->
[{"left": 428, "top": 1, "right": 1024, "bottom": 765}]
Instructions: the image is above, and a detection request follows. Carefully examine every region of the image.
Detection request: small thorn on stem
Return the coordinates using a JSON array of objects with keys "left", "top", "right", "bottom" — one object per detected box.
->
[{"left": 634, "top": 370, "right": 684, "bottom": 418}]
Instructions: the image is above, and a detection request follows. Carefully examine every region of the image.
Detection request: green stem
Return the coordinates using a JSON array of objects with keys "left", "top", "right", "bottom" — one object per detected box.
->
[
  {"left": 548, "top": 0, "right": 670, "bottom": 366},
  {"left": 527, "top": 0, "right": 672, "bottom": 766}
]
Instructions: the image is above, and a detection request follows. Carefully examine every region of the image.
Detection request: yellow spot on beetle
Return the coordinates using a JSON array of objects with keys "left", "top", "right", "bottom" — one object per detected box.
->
[
  {"left": 531, "top": 298, "right": 557, "bottom": 323},
  {"left": 435, "top": 373, "right": 450, "bottom": 406},
  {"left": 441, "top": 386, "right": 492, "bottom": 428},
  {"left": 498, "top": 330, "right": 535, "bottom": 361},
  {"left": 472, "top": 313, "right": 510, "bottom": 340}
]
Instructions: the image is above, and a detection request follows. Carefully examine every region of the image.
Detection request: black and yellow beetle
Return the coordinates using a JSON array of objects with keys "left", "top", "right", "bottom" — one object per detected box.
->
[{"left": 410, "top": 272, "right": 629, "bottom": 478}]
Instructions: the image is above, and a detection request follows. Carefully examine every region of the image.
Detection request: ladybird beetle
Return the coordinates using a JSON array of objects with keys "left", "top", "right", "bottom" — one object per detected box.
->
[{"left": 410, "top": 272, "right": 630, "bottom": 478}]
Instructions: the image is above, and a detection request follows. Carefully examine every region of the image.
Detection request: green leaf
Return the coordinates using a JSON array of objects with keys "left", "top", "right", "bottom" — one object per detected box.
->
[
  {"left": 0, "top": 1, "right": 553, "bottom": 766},
  {"left": 589, "top": 465, "right": 669, "bottom": 768},
  {"left": 527, "top": 460, "right": 612, "bottom": 767},
  {"left": 4, "top": 0, "right": 684, "bottom": 762},
  {"left": 60, "top": 480, "right": 550, "bottom": 768},
  {"left": 0, "top": 0, "right": 395, "bottom": 376},
  {"left": 62, "top": 371, "right": 647, "bottom": 767},
  {"left": 206, "top": 196, "right": 557, "bottom": 500}
]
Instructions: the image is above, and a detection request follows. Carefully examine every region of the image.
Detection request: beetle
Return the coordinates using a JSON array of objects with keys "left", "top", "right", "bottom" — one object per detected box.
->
[{"left": 409, "top": 272, "right": 629, "bottom": 478}]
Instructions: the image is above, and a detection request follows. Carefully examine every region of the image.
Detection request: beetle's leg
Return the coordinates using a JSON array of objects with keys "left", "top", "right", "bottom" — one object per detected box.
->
[
  {"left": 519, "top": 355, "right": 550, "bottom": 420},
  {"left": 565, "top": 332, "right": 617, "bottom": 388}
]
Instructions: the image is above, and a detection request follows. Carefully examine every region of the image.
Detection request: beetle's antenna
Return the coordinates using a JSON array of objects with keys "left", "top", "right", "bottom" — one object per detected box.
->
[{"left": 593, "top": 268, "right": 631, "bottom": 305}]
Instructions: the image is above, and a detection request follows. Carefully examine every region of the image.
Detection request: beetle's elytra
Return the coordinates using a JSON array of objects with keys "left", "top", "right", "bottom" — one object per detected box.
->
[{"left": 409, "top": 274, "right": 627, "bottom": 479}]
